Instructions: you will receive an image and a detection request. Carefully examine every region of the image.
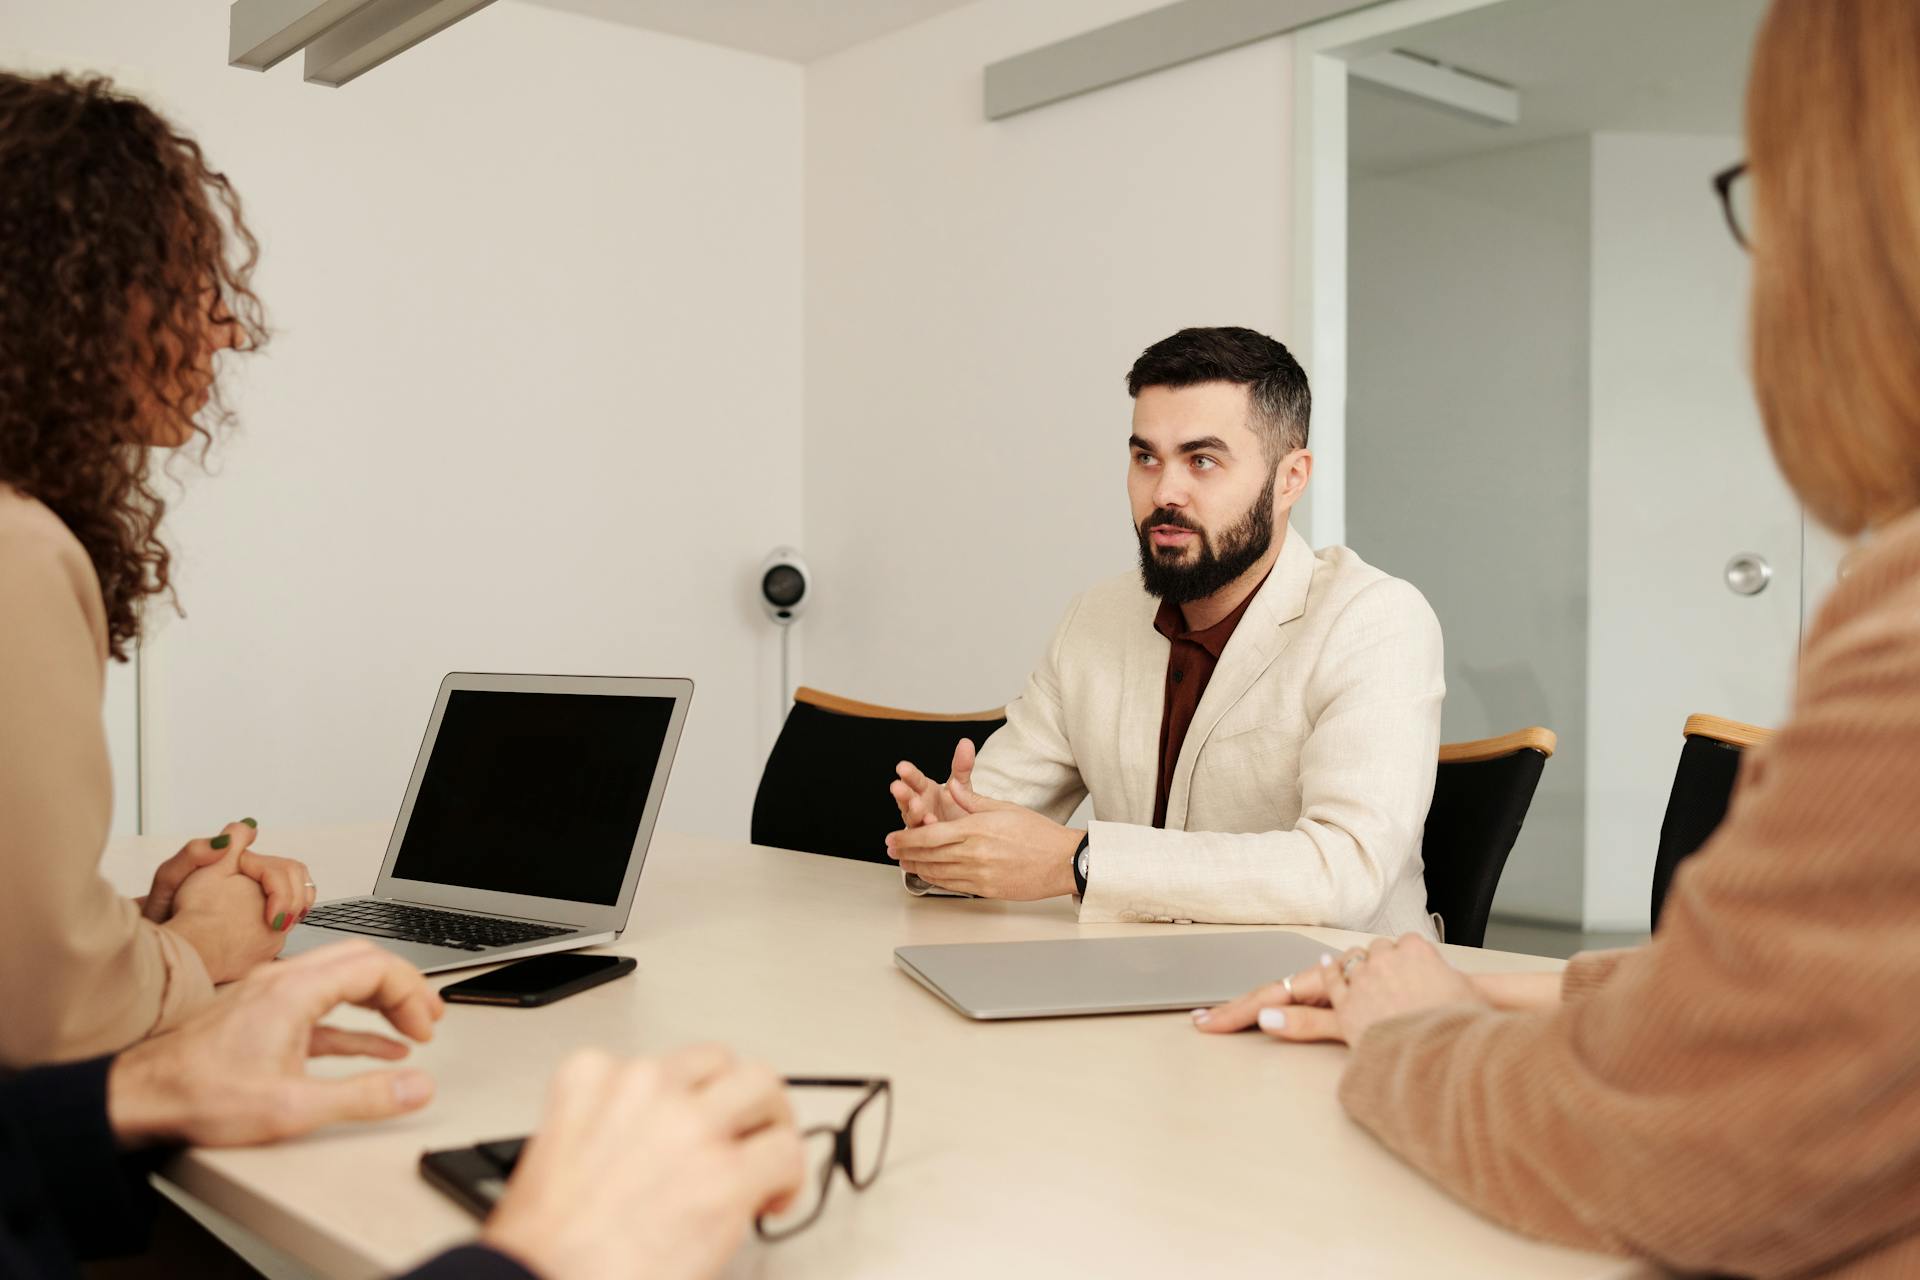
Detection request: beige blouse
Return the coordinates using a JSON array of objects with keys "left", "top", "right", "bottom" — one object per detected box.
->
[
  {"left": 1340, "top": 507, "right": 1920, "bottom": 1278},
  {"left": 0, "top": 485, "right": 212, "bottom": 1066}
]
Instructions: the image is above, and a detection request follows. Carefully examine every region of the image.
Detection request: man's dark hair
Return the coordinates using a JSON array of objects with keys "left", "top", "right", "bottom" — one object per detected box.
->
[{"left": 1125, "top": 326, "right": 1311, "bottom": 459}]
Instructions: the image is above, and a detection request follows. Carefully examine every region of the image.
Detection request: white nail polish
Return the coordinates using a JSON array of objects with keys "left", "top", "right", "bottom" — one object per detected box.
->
[
  {"left": 1190, "top": 1008, "right": 1209, "bottom": 1022},
  {"left": 1258, "top": 1008, "right": 1287, "bottom": 1032},
  {"left": 1319, "top": 952, "right": 1335, "bottom": 968}
]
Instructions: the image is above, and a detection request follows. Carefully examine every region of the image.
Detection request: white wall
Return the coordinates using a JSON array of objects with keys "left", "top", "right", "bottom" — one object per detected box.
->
[
  {"left": 1584, "top": 131, "right": 1799, "bottom": 929},
  {"left": 104, "top": 656, "right": 140, "bottom": 836},
  {"left": 1347, "top": 134, "right": 1594, "bottom": 925},
  {"left": 4, "top": 2, "right": 804, "bottom": 842},
  {"left": 802, "top": 1, "right": 1295, "bottom": 713},
  {"left": 1347, "top": 128, "right": 1800, "bottom": 931}
]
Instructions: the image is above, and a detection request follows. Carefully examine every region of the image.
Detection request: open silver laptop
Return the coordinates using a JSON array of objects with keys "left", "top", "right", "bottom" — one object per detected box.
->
[
  {"left": 894, "top": 930, "right": 1333, "bottom": 1020},
  {"left": 283, "top": 672, "right": 692, "bottom": 975}
]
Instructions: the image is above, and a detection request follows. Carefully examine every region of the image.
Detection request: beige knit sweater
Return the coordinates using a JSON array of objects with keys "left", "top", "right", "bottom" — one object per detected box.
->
[
  {"left": 0, "top": 485, "right": 213, "bottom": 1066},
  {"left": 1341, "top": 507, "right": 1920, "bottom": 1278}
]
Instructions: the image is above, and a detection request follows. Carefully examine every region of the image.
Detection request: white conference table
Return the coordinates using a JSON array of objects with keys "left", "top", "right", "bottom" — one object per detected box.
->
[{"left": 101, "top": 826, "right": 1649, "bottom": 1280}]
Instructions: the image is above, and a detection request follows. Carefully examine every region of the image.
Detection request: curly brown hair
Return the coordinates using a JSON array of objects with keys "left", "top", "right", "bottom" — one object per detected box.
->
[{"left": 0, "top": 71, "right": 266, "bottom": 659}]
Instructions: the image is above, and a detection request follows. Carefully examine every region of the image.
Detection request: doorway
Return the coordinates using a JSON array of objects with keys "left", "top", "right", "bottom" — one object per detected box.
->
[{"left": 1293, "top": 0, "right": 1797, "bottom": 935}]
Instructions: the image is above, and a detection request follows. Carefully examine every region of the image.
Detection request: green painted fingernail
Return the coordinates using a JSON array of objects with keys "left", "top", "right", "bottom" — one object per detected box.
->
[
  {"left": 211, "top": 834, "right": 230, "bottom": 850},
  {"left": 271, "top": 912, "right": 287, "bottom": 931},
  {"left": 242, "top": 817, "right": 257, "bottom": 828}
]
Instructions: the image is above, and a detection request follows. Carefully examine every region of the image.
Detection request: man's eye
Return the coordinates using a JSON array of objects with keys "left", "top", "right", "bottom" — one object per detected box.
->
[
  {"left": 1192, "top": 456, "right": 1218, "bottom": 471},
  {"left": 1134, "top": 452, "right": 1157, "bottom": 466}
]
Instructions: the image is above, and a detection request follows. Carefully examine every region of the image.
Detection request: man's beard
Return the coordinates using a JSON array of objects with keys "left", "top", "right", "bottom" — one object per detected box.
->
[{"left": 1135, "top": 467, "right": 1278, "bottom": 606}]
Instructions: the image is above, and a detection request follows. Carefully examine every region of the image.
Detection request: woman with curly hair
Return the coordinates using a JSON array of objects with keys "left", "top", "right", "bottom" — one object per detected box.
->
[
  {"left": 0, "top": 70, "right": 319, "bottom": 1065},
  {"left": 0, "top": 76, "right": 812, "bottom": 1280},
  {"left": 1199, "top": 1, "right": 1920, "bottom": 1274}
]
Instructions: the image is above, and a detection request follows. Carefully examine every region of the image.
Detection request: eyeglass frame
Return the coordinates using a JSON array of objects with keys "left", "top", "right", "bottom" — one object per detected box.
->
[
  {"left": 1714, "top": 161, "right": 1750, "bottom": 250},
  {"left": 754, "top": 1076, "right": 893, "bottom": 1242}
]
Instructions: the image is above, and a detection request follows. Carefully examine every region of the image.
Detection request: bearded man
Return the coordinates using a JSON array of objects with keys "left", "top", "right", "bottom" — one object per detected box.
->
[{"left": 886, "top": 326, "right": 1447, "bottom": 935}]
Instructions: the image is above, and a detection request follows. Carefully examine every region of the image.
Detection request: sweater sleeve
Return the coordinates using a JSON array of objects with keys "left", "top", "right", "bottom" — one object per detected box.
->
[
  {"left": 1558, "top": 949, "right": 1631, "bottom": 1000},
  {"left": 0, "top": 1056, "right": 167, "bottom": 1262},
  {"left": 401, "top": 1244, "right": 543, "bottom": 1280},
  {"left": 1336, "top": 559, "right": 1920, "bottom": 1278},
  {"left": 0, "top": 526, "right": 213, "bottom": 1067}
]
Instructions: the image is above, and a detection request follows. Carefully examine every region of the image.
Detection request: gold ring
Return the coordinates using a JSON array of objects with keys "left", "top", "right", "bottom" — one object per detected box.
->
[{"left": 1341, "top": 954, "right": 1365, "bottom": 980}]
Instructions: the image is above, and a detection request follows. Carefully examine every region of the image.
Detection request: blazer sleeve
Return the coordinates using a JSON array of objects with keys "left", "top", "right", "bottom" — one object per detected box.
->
[
  {"left": 1334, "top": 577, "right": 1920, "bottom": 1278},
  {"left": 1079, "top": 578, "right": 1444, "bottom": 929},
  {"left": 0, "top": 536, "right": 213, "bottom": 1067},
  {"left": 969, "top": 592, "right": 1090, "bottom": 824}
]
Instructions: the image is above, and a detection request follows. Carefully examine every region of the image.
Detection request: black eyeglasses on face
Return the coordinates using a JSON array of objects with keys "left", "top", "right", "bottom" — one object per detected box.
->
[
  {"left": 755, "top": 1077, "right": 893, "bottom": 1243},
  {"left": 1715, "top": 161, "right": 1750, "bottom": 250}
]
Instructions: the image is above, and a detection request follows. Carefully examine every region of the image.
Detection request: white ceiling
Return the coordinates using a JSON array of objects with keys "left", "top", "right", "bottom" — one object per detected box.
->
[
  {"left": 508, "top": 0, "right": 1765, "bottom": 155},
  {"left": 1349, "top": 0, "right": 1770, "bottom": 176},
  {"left": 511, "top": 0, "right": 983, "bottom": 62}
]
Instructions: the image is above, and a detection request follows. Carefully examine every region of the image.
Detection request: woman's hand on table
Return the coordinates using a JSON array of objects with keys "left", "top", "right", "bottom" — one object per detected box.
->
[
  {"left": 162, "top": 865, "right": 288, "bottom": 982},
  {"left": 1192, "top": 934, "right": 1503, "bottom": 1046},
  {"left": 141, "top": 818, "right": 319, "bottom": 933}
]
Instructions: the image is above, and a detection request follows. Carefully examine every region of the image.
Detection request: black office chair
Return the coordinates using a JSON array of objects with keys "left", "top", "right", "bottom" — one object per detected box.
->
[
  {"left": 1421, "top": 727, "right": 1557, "bottom": 947},
  {"left": 751, "top": 687, "right": 1008, "bottom": 865},
  {"left": 1649, "top": 713, "right": 1772, "bottom": 929}
]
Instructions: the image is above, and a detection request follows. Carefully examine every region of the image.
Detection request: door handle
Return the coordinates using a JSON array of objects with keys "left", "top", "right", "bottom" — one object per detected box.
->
[{"left": 1725, "top": 553, "right": 1772, "bottom": 596}]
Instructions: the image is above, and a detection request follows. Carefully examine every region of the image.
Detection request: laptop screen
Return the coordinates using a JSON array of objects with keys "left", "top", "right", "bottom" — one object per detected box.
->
[{"left": 389, "top": 689, "right": 675, "bottom": 907}]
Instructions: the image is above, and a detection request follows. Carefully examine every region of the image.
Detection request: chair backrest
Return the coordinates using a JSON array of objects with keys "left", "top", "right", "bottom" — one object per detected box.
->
[
  {"left": 1421, "top": 727, "right": 1557, "bottom": 948},
  {"left": 751, "top": 687, "right": 1008, "bottom": 864},
  {"left": 1650, "top": 713, "right": 1773, "bottom": 929}
]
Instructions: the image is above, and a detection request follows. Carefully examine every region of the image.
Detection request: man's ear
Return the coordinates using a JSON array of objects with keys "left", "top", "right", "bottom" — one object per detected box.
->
[{"left": 1278, "top": 449, "right": 1313, "bottom": 506}]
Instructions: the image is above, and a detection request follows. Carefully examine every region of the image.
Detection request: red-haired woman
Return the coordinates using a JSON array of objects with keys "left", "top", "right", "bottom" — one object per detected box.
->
[{"left": 1200, "top": 3, "right": 1920, "bottom": 1275}]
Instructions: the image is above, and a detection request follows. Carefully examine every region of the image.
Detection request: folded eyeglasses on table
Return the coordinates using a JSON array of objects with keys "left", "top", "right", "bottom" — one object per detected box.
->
[{"left": 418, "top": 1077, "right": 893, "bottom": 1242}]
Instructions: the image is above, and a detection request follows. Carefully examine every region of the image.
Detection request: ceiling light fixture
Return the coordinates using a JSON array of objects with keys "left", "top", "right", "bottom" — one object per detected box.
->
[
  {"left": 228, "top": 0, "right": 497, "bottom": 87},
  {"left": 1349, "top": 49, "right": 1521, "bottom": 127}
]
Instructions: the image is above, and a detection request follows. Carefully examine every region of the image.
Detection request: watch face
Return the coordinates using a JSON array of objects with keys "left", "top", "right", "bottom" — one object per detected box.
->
[{"left": 1077, "top": 849, "right": 1089, "bottom": 877}]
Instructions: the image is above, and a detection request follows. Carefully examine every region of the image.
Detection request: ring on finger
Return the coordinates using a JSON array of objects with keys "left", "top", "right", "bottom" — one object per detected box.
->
[
  {"left": 1281, "top": 974, "right": 1294, "bottom": 998},
  {"left": 1341, "top": 953, "right": 1366, "bottom": 980}
]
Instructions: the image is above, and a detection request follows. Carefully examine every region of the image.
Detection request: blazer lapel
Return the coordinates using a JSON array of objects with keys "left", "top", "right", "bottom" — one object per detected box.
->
[
  {"left": 1164, "top": 524, "right": 1315, "bottom": 828},
  {"left": 1114, "top": 591, "right": 1168, "bottom": 826}
]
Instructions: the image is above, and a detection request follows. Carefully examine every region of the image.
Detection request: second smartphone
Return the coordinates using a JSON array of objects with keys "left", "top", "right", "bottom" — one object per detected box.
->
[{"left": 440, "top": 953, "right": 637, "bottom": 1007}]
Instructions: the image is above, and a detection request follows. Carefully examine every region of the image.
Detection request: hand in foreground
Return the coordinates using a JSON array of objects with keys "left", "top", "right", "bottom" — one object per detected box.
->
[
  {"left": 890, "top": 737, "right": 981, "bottom": 830},
  {"left": 1193, "top": 934, "right": 1489, "bottom": 1046},
  {"left": 142, "top": 818, "right": 319, "bottom": 933},
  {"left": 885, "top": 781, "right": 1082, "bottom": 900},
  {"left": 107, "top": 939, "right": 443, "bottom": 1147},
  {"left": 484, "top": 1045, "right": 806, "bottom": 1280}
]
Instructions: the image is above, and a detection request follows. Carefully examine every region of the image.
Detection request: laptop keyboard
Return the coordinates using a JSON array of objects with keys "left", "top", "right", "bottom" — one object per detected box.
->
[{"left": 304, "top": 900, "right": 573, "bottom": 952}]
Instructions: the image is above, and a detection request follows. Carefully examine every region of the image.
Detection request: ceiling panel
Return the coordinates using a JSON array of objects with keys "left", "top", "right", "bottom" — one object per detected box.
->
[
  {"left": 1350, "top": 0, "right": 1768, "bottom": 176},
  {"left": 512, "top": 0, "right": 982, "bottom": 62}
]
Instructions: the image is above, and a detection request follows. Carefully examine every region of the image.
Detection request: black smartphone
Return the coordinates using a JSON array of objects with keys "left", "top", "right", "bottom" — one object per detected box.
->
[
  {"left": 421, "top": 1136, "right": 526, "bottom": 1216},
  {"left": 440, "top": 953, "right": 636, "bottom": 1007}
]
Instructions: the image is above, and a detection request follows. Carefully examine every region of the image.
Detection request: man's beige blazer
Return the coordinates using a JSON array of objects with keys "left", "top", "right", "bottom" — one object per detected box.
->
[{"left": 970, "top": 525, "right": 1445, "bottom": 936}]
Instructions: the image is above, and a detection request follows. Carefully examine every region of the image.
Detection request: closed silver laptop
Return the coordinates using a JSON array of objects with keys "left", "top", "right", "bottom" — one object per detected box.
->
[
  {"left": 894, "top": 930, "right": 1334, "bottom": 1020},
  {"left": 283, "top": 672, "right": 691, "bottom": 974}
]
